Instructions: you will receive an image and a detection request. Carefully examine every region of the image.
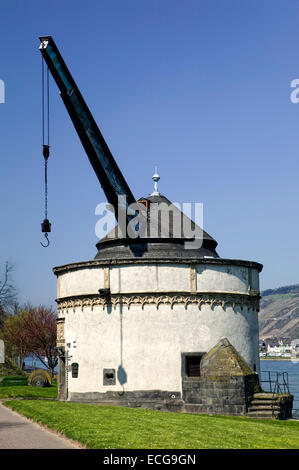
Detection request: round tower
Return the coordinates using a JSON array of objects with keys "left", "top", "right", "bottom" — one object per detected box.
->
[{"left": 54, "top": 172, "right": 262, "bottom": 413}]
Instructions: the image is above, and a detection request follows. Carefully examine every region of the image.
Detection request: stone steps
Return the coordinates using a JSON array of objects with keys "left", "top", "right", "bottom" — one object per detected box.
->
[
  {"left": 248, "top": 405, "right": 279, "bottom": 412},
  {"left": 253, "top": 393, "right": 275, "bottom": 400},
  {"left": 247, "top": 410, "right": 277, "bottom": 419},
  {"left": 250, "top": 400, "right": 277, "bottom": 405},
  {"left": 248, "top": 404, "right": 279, "bottom": 412},
  {"left": 247, "top": 392, "right": 281, "bottom": 419}
]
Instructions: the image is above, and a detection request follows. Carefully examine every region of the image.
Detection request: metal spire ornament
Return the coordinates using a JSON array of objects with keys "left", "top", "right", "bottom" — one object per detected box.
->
[{"left": 151, "top": 166, "right": 160, "bottom": 196}]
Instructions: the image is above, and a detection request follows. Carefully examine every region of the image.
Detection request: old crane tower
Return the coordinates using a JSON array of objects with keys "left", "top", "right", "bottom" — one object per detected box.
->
[{"left": 40, "top": 36, "right": 263, "bottom": 415}]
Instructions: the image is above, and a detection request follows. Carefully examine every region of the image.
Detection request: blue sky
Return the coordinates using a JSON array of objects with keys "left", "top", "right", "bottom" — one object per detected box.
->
[{"left": 1, "top": 0, "right": 299, "bottom": 307}]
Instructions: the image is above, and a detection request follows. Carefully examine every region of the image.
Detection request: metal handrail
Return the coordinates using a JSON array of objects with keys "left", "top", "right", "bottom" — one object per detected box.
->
[
  {"left": 260, "top": 371, "right": 290, "bottom": 394},
  {"left": 260, "top": 371, "right": 290, "bottom": 417}
]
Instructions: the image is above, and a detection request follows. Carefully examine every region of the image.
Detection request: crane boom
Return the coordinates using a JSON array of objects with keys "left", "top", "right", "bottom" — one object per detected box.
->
[{"left": 39, "top": 36, "right": 136, "bottom": 220}]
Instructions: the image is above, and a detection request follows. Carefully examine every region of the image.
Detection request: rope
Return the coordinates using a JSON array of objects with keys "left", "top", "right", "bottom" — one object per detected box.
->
[
  {"left": 42, "top": 57, "right": 50, "bottom": 146},
  {"left": 44, "top": 157, "right": 48, "bottom": 219},
  {"left": 47, "top": 65, "right": 50, "bottom": 146},
  {"left": 42, "top": 57, "right": 44, "bottom": 143}
]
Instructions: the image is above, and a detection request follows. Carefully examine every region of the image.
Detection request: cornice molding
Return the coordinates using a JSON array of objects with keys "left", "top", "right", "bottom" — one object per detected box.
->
[{"left": 53, "top": 258, "right": 263, "bottom": 275}]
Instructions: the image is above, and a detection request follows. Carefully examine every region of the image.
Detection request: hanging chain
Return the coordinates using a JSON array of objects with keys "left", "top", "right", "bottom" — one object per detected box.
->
[{"left": 41, "top": 57, "right": 51, "bottom": 247}]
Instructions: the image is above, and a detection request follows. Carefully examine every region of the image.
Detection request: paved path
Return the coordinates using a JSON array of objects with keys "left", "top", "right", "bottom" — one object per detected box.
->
[{"left": 0, "top": 402, "right": 81, "bottom": 449}]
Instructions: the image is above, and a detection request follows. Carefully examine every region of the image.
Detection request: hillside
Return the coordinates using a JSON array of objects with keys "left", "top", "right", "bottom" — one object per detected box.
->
[{"left": 259, "top": 284, "right": 299, "bottom": 339}]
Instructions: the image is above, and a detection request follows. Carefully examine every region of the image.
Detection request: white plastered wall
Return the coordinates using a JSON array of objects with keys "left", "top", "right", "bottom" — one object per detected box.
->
[
  {"left": 58, "top": 262, "right": 260, "bottom": 296},
  {"left": 58, "top": 261, "right": 261, "bottom": 395}
]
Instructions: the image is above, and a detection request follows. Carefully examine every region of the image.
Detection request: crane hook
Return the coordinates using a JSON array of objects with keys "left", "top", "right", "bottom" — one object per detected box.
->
[
  {"left": 40, "top": 232, "right": 50, "bottom": 248},
  {"left": 40, "top": 218, "right": 51, "bottom": 248}
]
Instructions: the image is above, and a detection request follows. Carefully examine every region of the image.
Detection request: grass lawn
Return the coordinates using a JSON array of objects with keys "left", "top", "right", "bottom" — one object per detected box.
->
[
  {"left": 4, "top": 400, "right": 299, "bottom": 449},
  {"left": 0, "top": 375, "right": 57, "bottom": 399}
]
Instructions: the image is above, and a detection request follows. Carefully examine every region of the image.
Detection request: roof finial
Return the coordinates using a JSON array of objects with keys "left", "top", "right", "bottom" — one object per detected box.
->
[{"left": 151, "top": 166, "right": 160, "bottom": 196}]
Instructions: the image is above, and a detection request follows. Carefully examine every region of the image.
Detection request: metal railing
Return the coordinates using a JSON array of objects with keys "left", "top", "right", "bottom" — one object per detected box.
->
[
  {"left": 260, "top": 370, "right": 290, "bottom": 395},
  {"left": 260, "top": 370, "right": 292, "bottom": 418}
]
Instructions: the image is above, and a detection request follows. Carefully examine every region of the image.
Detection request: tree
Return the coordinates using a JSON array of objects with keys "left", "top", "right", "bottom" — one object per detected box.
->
[
  {"left": 2, "top": 304, "right": 58, "bottom": 377},
  {"left": 0, "top": 261, "right": 17, "bottom": 326},
  {"left": 2, "top": 310, "right": 31, "bottom": 369},
  {"left": 23, "top": 306, "right": 58, "bottom": 378}
]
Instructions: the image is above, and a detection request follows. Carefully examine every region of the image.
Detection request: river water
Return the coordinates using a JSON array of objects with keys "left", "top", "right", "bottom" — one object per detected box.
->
[
  {"left": 23, "top": 356, "right": 58, "bottom": 373},
  {"left": 260, "top": 359, "right": 299, "bottom": 418}
]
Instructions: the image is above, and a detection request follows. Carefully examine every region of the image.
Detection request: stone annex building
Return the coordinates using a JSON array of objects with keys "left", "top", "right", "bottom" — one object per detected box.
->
[{"left": 54, "top": 176, "right": 264, "bottom": 416}]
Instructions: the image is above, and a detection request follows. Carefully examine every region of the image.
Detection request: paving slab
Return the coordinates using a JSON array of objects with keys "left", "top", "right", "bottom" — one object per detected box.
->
[{"left": 0, "top": 401, "right": 81, "bottom": 449}]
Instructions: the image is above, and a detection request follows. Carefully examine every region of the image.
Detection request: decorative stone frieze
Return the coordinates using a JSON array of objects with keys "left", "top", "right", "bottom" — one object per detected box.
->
[{"left": 56, "top": 291, "right": 260, "bottom": 313}]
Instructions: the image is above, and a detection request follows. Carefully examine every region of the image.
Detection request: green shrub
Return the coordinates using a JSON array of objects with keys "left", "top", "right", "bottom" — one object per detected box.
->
[{"left": 0, "top": 375, "right": 28, "bottom": 387}]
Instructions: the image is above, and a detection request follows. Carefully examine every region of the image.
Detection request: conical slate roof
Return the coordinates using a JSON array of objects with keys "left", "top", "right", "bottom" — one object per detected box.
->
[
  {"left": 95, "top": 193, "right": 219, "bottom": 260},
  {"left": 144, "top": 193, "right": 216, "bottom": 242}
]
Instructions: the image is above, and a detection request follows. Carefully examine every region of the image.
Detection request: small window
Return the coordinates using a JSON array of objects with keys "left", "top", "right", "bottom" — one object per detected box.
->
[
  {"left": 186, "top": 356, "right": 201, "bottom": 377},
  {"left": 103, "top": 368, "right": 116, "bottom": 385},
  {"left": 181, "top": 353, "right": 204, "bottom": 379},
  {"left": 71, "top": 362, "right": 79, "bottom": 378}
]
